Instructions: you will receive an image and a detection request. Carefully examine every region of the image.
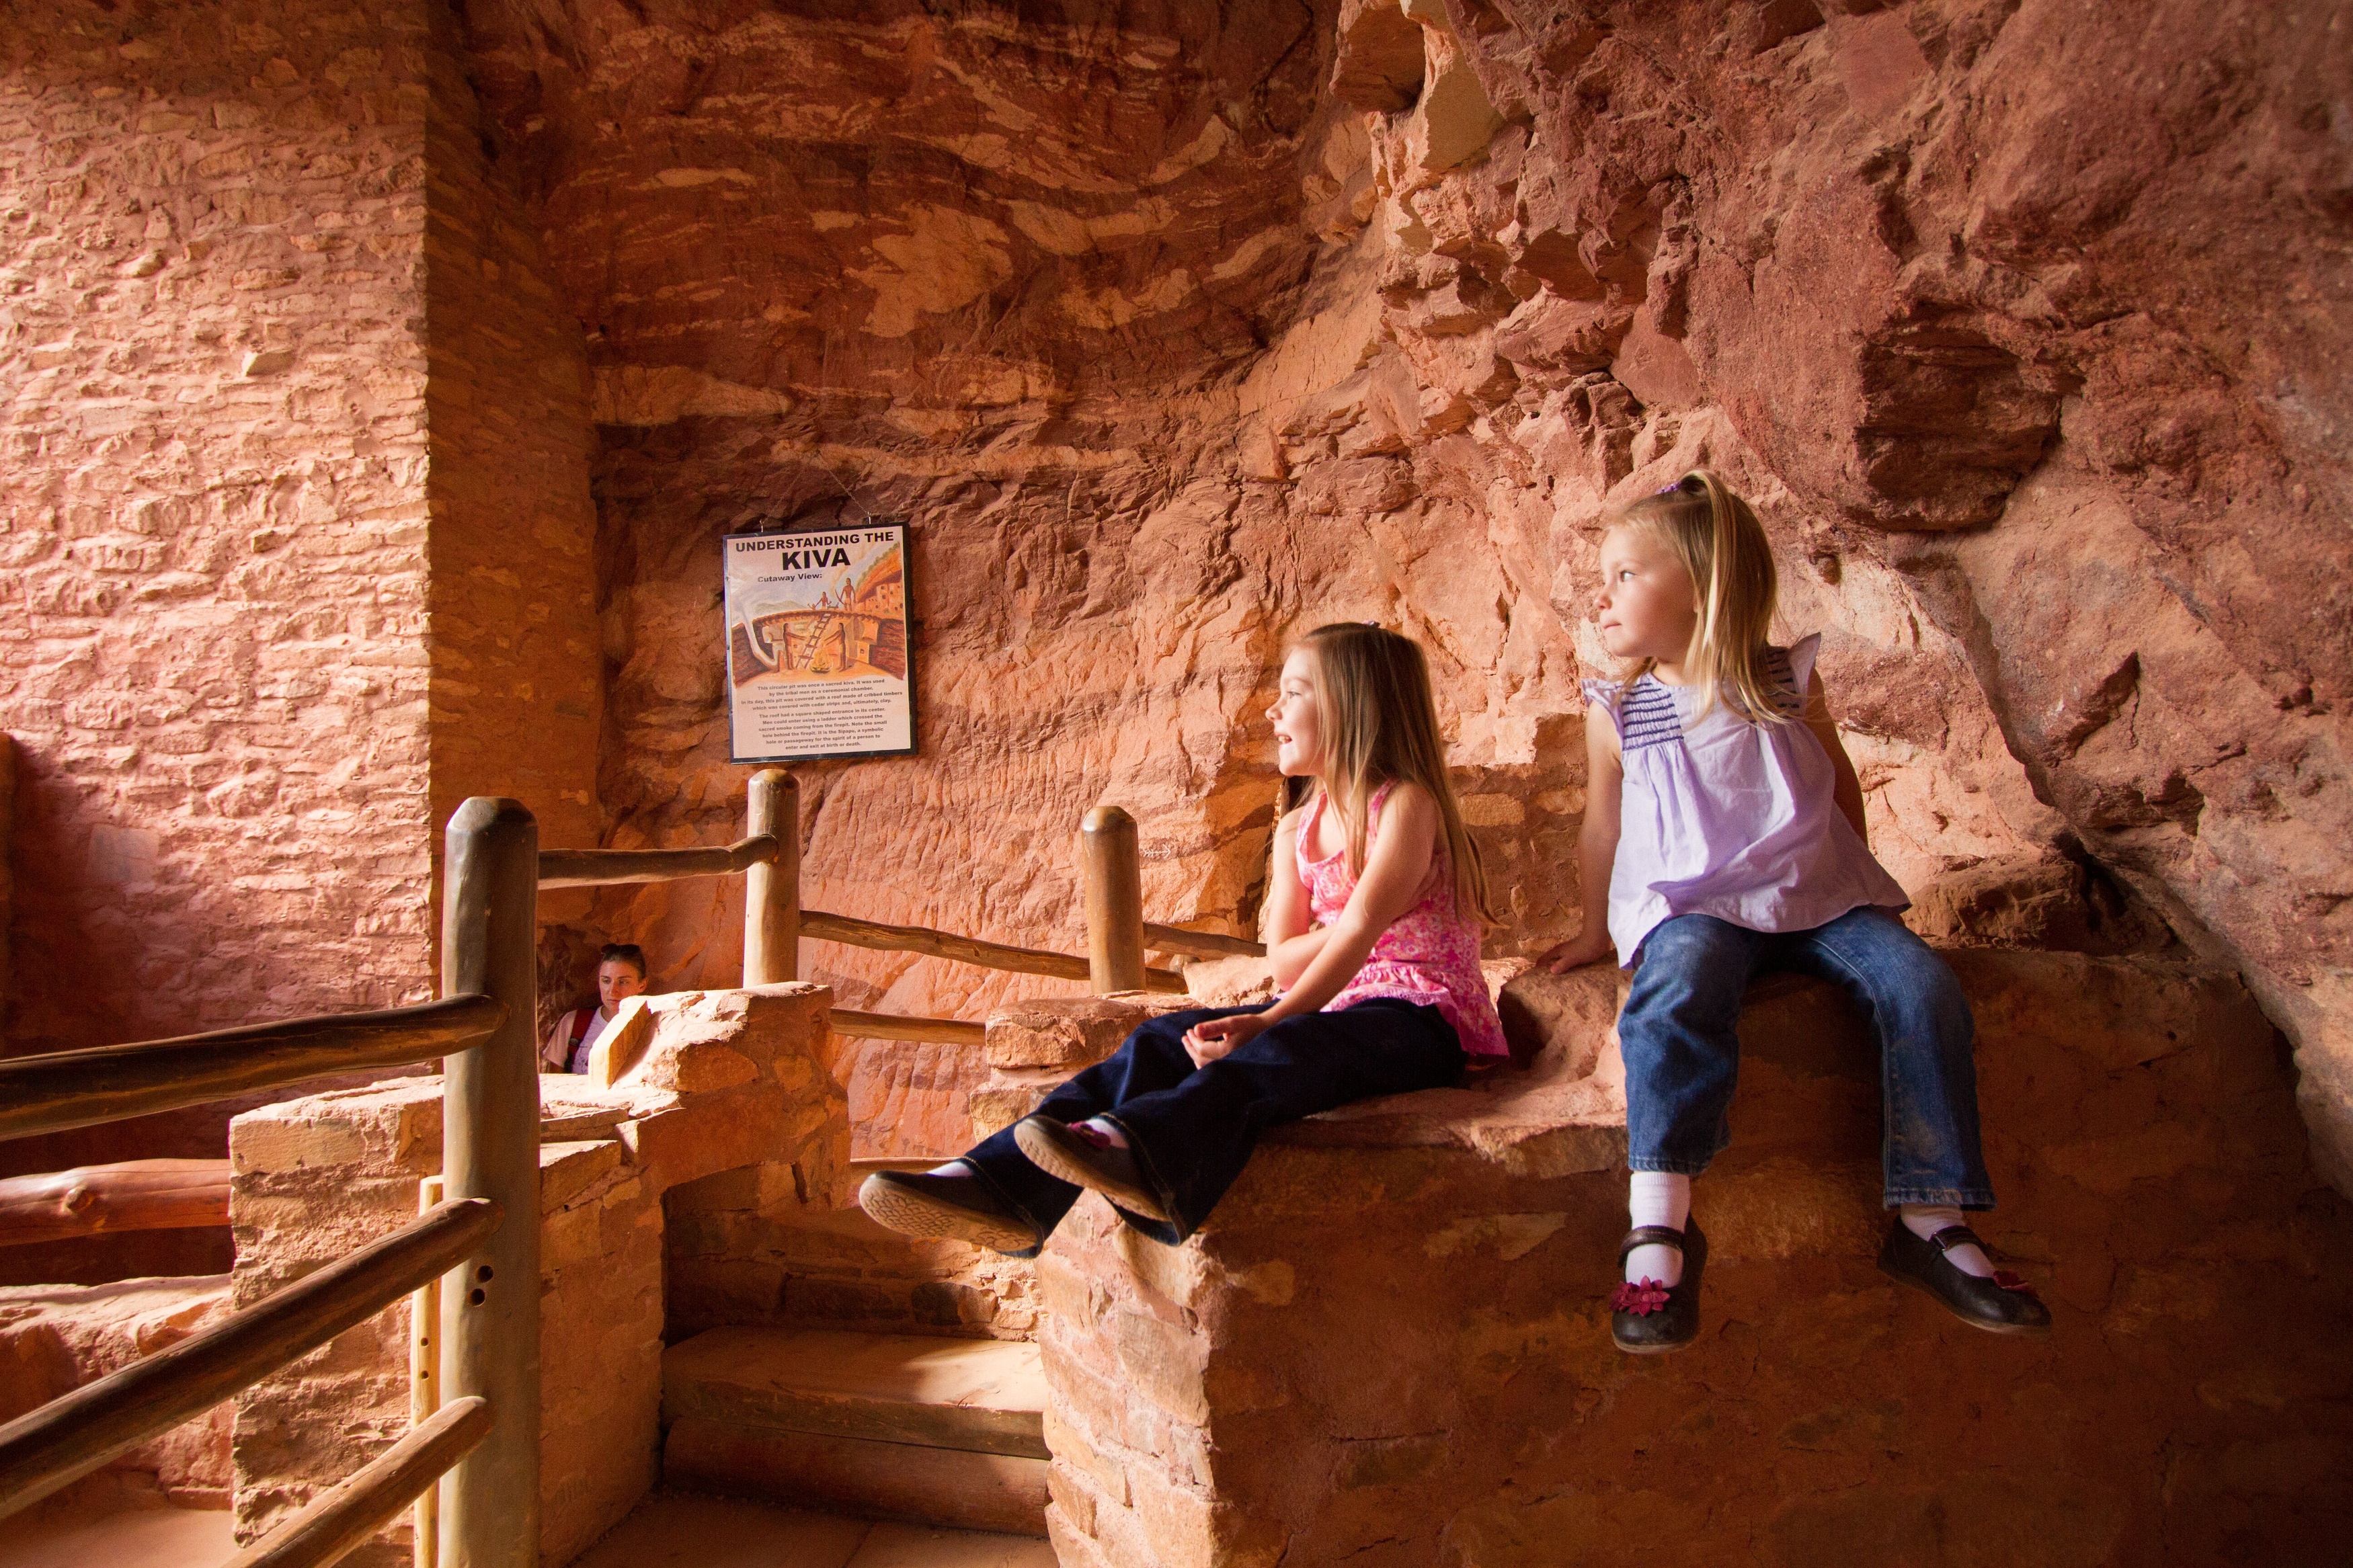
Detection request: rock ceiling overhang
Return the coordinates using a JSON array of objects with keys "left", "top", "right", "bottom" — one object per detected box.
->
[{"left": 460, "top": 0, "right": 1344, "bottom": 455}]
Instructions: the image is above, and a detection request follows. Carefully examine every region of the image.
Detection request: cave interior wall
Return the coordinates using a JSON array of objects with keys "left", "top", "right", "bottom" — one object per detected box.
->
[
  {"left": 0, "top": 0, "right": 2346, "bottom": 1191},
  {"left": 443, "top": 0, "right": 2350, "bottom": 1182}
]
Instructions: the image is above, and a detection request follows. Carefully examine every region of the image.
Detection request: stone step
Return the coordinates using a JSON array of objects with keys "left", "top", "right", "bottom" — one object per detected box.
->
[
  {"left": 570, "top": 1491, "right": 1055, "bottom": 1568},
  {"left": 662, "top": 1327, "right": 1049, "bottom": 1536}
]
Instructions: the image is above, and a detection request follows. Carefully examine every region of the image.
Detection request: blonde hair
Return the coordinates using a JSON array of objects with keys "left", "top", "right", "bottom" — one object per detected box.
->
[
  {"left": 1285, "top": 624, "right": 1492, "bottom": 924},
  {"left": 1614, "top": 469, "right": 1791, "bottom": 726}
]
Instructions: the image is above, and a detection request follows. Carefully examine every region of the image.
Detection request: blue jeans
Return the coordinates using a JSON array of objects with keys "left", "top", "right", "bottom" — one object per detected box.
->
[
  {"left": 1621, "top": 907, "right": 1995, "bottom": 1208},
  {"left": 964, "top": 999, "right": 1464, "bottom": 1249}
]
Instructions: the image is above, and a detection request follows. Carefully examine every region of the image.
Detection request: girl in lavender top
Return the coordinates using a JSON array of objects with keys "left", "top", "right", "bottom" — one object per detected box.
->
[
  {"left": 859, "top": 623, "right": 1505, "bottom": 1254},
  {"left": 1542, "top": 471, "right": 2051, "bottom": 1352}
]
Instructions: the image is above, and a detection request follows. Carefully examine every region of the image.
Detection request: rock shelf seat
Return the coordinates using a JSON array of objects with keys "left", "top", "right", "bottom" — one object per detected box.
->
[
  {"left": 1031, "top": 952, "right": 2353, "bottom": 1568},
  {"left": 662, "top": 1327, "right": 1050, "bottom": 1537}
]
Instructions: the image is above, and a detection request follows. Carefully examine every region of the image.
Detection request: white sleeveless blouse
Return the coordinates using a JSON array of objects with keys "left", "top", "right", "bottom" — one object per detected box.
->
[{"left": 1581, "top": 634, "right": 1911, "bottom": 965}]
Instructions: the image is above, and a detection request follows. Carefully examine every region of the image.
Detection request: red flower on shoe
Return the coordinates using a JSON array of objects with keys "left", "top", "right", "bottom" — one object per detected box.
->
[
  {"left": 1610, "top": 1278, "right": 1671, "bottom": 1316},
  {"left": 1992, "top": 1269, "right": 2038, "bottom": 1296}
]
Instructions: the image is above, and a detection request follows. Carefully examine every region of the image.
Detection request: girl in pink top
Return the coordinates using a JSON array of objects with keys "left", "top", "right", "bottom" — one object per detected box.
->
[{"left": 860, "top": 623, "right": 1503, "bottom": 1252}]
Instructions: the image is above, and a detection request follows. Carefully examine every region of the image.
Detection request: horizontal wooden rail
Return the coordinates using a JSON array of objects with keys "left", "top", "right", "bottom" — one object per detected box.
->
[
  {"left": 1142, "top": 922, "right": 1266, "bottom": 960},
  {"left": 0, "top": 996, "right": 506, "bottom": 1144},
  {"left": 803, "top": 909, "right": 1087, "bottom": 981},
  {"left": 536, "top": 835, "right": 779, "bottom": 890},
  {"left": 803, "top": 909, "right": 1186, "bottom": 995},
  {"left": 828, "top": 1009, "right": 986, "bottom": 1046},
  {"left": 226, "top": 1396, "right": 492, "bottom": 1568},
  {"left": 0, "top": 1159, "right": 230, "bottom": 1247},
  {"left": 0, "top": 1196, "right": 502, "bottom": 1519}
]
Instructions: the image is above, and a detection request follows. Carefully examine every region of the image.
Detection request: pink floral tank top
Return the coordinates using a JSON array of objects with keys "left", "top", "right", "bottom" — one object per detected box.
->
[{"left": 1293, "top": 783, "right": 1509, "bottom": 1058}]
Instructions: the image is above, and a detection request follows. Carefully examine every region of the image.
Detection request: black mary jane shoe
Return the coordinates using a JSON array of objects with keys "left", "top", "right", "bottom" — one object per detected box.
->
[
  {"left": 858, "top": 1167, "right": 1039, "bottom": 1254},
  {"left": 1878, "top": 1219, "right": 2052, "bottom": 1336},
  {"left": 1610, "top": 1221, "right": 1708, "bottom": 1354},
  {"left": 1012, "top": 1115, "right": 1172, "bottom": 1223}
]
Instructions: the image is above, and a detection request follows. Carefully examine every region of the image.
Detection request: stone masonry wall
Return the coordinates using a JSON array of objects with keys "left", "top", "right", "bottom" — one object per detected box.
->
[
  {"left": 419, "top": 0, "right": 602, "bottom": 930},
  {"left": 232, "top": 1081, "right": 661, "bottom": 1568},
  {"left": 1041, "top": 950, "right": 2353, "bottom": 1567},
  {"left": 228, "top": 983, "right": 842, "bottom": 1567},
  {"left": 0, "top": 3, "right": 436, "bottom": 1077},
  {"left": 0, "top": 5, "right": 610, "bottom": 1235}
]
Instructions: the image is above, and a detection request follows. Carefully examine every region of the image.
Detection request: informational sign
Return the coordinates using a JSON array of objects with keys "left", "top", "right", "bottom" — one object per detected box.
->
[{"left": 722, "top": 522, "right": 914, "bottom": 762}]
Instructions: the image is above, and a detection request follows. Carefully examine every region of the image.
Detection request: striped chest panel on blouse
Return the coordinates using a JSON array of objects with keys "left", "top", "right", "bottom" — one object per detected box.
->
[
  {"left": 1618, "top": 679, "right": 1684, "bottom": 753},
  {"left": 1620, "top": 651, "right": 1806, "bottom": 753}
]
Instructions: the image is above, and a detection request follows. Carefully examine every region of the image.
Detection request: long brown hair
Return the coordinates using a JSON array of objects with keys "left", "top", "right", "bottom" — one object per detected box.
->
[
  {"left": 1615, "top": 469, "right": 1791, "bottom": 726},
  {"left": 1287, "top": 623, "right": 1492, "bottom": 923}
]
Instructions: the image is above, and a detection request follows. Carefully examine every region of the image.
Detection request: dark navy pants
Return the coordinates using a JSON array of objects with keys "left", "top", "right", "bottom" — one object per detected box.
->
[
  {"left": 965, "top": 999, "right": 1464, "bottom": 1249},
  {"left": 1620, "top": 907, "right": 1995, "bottom": 1208}
]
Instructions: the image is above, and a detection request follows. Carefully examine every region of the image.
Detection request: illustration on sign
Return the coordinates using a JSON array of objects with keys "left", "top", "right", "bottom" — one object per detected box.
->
[{"left": 722, "top": 523, "right": 914, "bottom": 761}]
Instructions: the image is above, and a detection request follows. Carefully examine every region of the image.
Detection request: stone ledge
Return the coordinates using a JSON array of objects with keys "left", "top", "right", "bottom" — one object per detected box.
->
[
  {"left": 0, "top": 1275, "right": 234, "bottom": 1509},
  {"left": 1268, "top": 964, "right": 1627, "bottom": 1177},
  {"left": 974, "top": 966, "right": 1632, "bottom": 1166},
  {"left": 227, "top": 983, "right": 845, "bottom": 1568},
  {"left": 1036, "top": 949, "right": 2353, "bottom": 1568}
]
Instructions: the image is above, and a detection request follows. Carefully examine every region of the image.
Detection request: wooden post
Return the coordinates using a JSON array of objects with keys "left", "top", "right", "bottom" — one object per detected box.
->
[
  {"left": 438, "top": 800, "right": 539, "bottom": 1568},
  {"left": 744, "top": 770, "right": 799, "bottom": 985},
  {"left": 1081, "top": 806, "right": 1145, "bottom": 995},
  {"left": 411, "top": 1175, "right": 444, "bottom": 1568}
]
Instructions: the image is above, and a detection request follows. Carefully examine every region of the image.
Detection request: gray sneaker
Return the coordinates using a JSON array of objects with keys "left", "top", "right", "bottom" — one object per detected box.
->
[
  {"left": 858, "top": 1169, "right": 1039, "bottom": 1253},
  {"left": 1011, "top": 1116, "right": 1170, "bottom": 1223}
]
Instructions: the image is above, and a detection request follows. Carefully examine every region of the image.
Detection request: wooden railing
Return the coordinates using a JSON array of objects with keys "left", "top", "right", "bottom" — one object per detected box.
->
[
  {"left": 543, "top": 770, "right": 1263, "bottom": 1041},
  {"left": 0, "top": 796, "right": 542, "bottom": 1568},
  {"left": 0, "top": 777, "right": 1266, "bottom": 1556},
  {"left": 0, "top": 1159, "right": 232, "bottom": 1247}
]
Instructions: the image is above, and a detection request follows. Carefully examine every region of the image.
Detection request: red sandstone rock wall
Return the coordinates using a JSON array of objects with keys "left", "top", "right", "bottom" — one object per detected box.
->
[
  {"left": 445, "top": 10, "right": 2044, "bottom": 1009},
  {"left": 1380, "top": 0, "right": 2353, "bottom": 1184},
  {"left": 1, "top": 1, "right": 2343, "bottom": 1205},
  {"left": 446, "top": 0, "right": 2349, "bottom": 1190}
]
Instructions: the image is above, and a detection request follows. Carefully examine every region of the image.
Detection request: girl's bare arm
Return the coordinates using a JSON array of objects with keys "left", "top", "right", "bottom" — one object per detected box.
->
[
  {"left": 1802, "top": 671, "right": 1870, "bottom": 845},
  {"left": 1269, "top": 927, "right": 1336, "bottom": 987},
  {"left": 1262, "top": 804, "right": 1330, "bottom": 988},
  {"left": 1540, "top": 710, "right": 1624, "bottom": 971}
]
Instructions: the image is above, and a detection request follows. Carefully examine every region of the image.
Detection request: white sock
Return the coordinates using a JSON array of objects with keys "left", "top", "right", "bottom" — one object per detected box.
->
[
  {"left": 927, "top": 1159, "right": 971, "bottom": 1177},
  {"left": 1901, "top": 1204, "right": 1993, "bottom": 1278},
  {"left": 1077, "top": 1116, "right": 1129, "bottom": 1149},
  {"left": 1625, "top": 1172, "right": 1691, "bottom": 1287}
]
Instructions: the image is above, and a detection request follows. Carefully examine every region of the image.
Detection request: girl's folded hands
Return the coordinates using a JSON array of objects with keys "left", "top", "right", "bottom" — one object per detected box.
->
[{"left": 1182, "top": 1012, "right": 1267, "bottom": 1066}]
